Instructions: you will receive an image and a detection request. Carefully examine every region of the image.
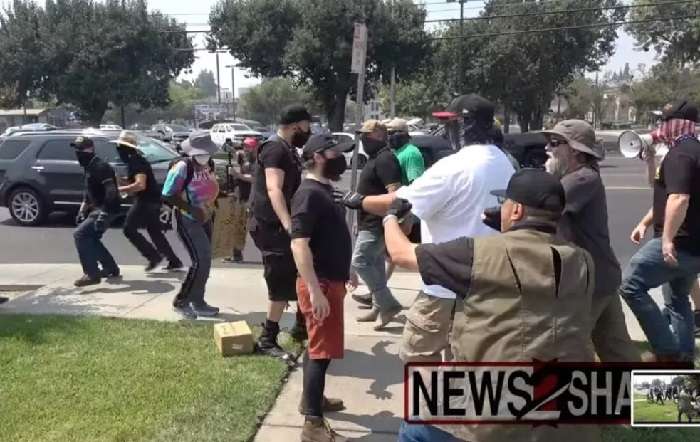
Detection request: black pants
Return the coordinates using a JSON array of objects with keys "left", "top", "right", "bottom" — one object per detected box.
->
[{"left": 123, "top": 200, "right": 179, "bottom": 264}]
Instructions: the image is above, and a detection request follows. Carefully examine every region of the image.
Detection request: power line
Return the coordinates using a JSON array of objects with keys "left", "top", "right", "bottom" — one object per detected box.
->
[
  {"left": 430, "top": 13, "right": 698, "bottom": 39},
  {"left": 423, "top": 0, "right": 699, "bottom": 23}
]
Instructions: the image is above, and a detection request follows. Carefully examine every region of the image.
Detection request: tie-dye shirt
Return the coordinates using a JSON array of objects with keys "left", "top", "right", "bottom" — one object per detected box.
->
[{"left": 162, "top": 160, "right": 219, "bottom": 221}]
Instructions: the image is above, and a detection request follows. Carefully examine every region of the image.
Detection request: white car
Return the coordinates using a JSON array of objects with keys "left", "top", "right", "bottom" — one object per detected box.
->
[
  {"left": 100, "top": 124, "right": 122, "bottom": 131},
  {"left": 332, "top": 132, "right": 367, "bottom": 169},
  {"left": 210, "top": 122, "right": 262, "bottom": 147}
]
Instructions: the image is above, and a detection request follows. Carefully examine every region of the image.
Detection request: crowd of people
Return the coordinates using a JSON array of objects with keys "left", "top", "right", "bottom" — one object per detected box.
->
[{"left": 62, "top": 93, "right": 700, "bottom": 441}]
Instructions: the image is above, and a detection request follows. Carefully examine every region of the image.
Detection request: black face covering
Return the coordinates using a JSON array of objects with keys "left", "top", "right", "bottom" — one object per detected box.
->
[
  {"left": 116, "top": 146, "right": 133, "bottom": 163},
  {"left": 389, "top": 132, "right": 410, "bottom": 150},
  {"left": 362, "top": 137, "right": 386, "bottom": 157},
  {"left": 291, "top": 127, "right": 312, "bottom": 148},
  {"left": 322, "top": 155, "right": 347, "bottom": 181},
  {"left": 76, "top": 151, "right": 95, "bottom": 168}
]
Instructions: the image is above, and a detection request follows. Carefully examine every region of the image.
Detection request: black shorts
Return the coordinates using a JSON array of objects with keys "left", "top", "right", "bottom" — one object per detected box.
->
[{"left": 249, "top": 218, "right": 298, "bottom": 302}]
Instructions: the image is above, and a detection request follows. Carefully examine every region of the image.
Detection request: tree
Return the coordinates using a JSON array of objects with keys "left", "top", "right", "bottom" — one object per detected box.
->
[
  {"left": 194, "top": 70, "right": 218, "bottom": 98},
  {"left": 209, "top": 0, "right": 430, "bottom": 130},
  {"left": 0, "top": 0, "right": 194, "bottom": 125},
  {"left": 630, "top": 62, "right": 700, "bottom": 124},
  {"left": 627, "top": 0, "right": 700, "bottom": 67},
  {"left": 0, "top": 1, "right": 47, "bottom": 108},
  {"left": 562, "top": 77, "right": 595, "bottom": 120},
  {"left": 434, "top": 0, "right": 625, "bottom": 131},
  {"left": 378, "top": 73, "right": 451, "bottom": 120},
  {"left": 238, "top": 78, "right": 316, "bottom": 125}
]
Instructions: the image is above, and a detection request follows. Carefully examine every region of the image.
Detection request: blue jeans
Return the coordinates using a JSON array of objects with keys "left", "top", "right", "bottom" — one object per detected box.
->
[
  {"left": 398, "top": 421, "right": 458, "bottom": 442},
  {"left": 174, "top": 212, "right": 212, "bottom": 307},
  {"left": 351, "top": 228, "right": 401, "bottom": 311},
  {"left": 619, "top": 238, "right": 700, "bottom": 359},
  {"left": 73, "top": 211, "right": 119, "bottom": 279}
]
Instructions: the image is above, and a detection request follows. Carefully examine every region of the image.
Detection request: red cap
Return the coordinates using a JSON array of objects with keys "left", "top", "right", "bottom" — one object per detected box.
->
[{"left": 243, "top": 137, "right": 259, "bottom": 151}]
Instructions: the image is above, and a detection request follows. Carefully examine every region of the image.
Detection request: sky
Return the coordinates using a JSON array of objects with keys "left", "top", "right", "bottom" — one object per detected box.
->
[{"left": 147, "top": 0, "right": 658, "bottom": 95}]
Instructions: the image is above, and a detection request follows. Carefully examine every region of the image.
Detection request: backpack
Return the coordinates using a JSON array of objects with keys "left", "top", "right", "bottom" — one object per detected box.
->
[{"left": 167, "top": 155, "right": 215, "bottom": 191}]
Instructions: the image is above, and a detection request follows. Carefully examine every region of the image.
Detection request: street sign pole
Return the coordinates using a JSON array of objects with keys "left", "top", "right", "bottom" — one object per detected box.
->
[{"left": 347, "top": 22, "right": 368, "bottom": 234}]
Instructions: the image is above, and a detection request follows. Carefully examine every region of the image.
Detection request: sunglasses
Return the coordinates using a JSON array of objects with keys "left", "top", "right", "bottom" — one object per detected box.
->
[{"left": 548, "top": 139, "right": 568, "bottom": 148}]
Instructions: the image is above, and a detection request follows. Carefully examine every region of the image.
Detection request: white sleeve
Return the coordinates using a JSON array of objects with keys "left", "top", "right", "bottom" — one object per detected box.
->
[{"left": 396, "top": 166, "right": 450, "bottom": 221}]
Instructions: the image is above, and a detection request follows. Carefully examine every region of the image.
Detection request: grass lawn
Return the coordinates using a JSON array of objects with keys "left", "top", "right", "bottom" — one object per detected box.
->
[
  {"left": 634, "top": 399, "right": 679, "bottom": 423},
  {"left": 0, "top": 314, "right": 299, "bottom": 442}
]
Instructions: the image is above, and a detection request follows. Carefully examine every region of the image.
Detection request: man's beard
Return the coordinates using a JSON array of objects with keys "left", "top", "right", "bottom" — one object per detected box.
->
[{"left": 545, "top": 153, "right": 568, "bottom": 178}]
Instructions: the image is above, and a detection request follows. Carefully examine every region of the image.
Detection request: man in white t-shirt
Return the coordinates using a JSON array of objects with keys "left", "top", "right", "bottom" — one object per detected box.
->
[{"left": 343, "top": 94, "right": 515, "bottom": 361}]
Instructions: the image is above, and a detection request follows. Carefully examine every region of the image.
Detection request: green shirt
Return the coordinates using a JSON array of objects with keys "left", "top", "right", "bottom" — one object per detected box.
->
[{"left": 394, "top": 143, "right": 425, "bottom": 185}]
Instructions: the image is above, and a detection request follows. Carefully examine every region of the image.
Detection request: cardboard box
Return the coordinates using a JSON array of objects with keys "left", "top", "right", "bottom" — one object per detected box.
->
[{"left": 214, "top": 321, "right": 254, "bottom": 357}]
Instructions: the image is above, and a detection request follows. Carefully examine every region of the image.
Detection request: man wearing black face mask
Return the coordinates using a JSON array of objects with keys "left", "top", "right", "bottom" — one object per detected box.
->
[
  {"left": 387, "top": 118, "right": 425, "bottom": 185},
  {"left": 249, "top": 104, "right": 311, "bottom": 359},
  {"left": 290, "top": 134, "right": 354, "bottom": 440},
  {"left": 351, "top": 119, "right": 404, "bottom": 329},
  {"left": 71, "top": 135, "right": 121, "bottom": 287},
  {"left": 114, "top": 131, "right": 182, "bottom": 272}
]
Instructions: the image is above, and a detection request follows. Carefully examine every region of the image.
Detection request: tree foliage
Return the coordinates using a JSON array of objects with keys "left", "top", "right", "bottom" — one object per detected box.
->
[
  {"left": 627, "top": 0, "right": 700, "bottom": 66},
  {"left": 630, "top": 62, "right": 700, "bottom": 122},
  {"left": 194, "top": 70, "right": 219, "bottom": 98},
  {"left": 432, "top": 0, "right": 624, "bottom": 131},
  {"left": 0, "top": 0, "right": 194, "bottom": 124},
  {"left": 378, "top": 73, "right": 451, "bottom": 120},
  {"left": 238, "top": 78, "right": 317, "bottom": 125},
  {"left": 209, "top": 0, "right": 430, "bottom": 130}
]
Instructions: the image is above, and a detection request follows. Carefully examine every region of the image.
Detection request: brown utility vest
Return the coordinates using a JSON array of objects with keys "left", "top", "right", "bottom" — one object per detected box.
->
[{"left": 443, "top": 227, "right": 599, "bottom": 442}]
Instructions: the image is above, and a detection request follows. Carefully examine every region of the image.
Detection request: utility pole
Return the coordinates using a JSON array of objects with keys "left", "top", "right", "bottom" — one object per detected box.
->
[
  {"left": 458, "top": 0, "right": 466, "bottom": 92},
  {"left": 226, "top": 64, "right": 236, "bottom": 120},
  {"left": 215, "top": 52, "right": 221, "bottom": 105},
  {"left": 390, "top": 0, "right": 396, "bottom": 117}
]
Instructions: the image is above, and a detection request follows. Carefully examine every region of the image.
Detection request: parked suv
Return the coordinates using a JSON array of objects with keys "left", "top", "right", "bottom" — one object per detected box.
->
[{"left": 0, "top": 130, "right": 181, "bottom": 226}]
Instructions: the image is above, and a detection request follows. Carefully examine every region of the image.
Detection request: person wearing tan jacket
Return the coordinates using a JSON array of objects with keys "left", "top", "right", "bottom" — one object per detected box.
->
[{"left": 385, "top": 169, "right": 599, "bottom": 442}]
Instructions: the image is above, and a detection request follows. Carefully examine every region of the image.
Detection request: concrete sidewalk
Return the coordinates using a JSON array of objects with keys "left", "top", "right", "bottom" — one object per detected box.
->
[{"left": 0, "top": 263, "right": 657, "bottom": 441}]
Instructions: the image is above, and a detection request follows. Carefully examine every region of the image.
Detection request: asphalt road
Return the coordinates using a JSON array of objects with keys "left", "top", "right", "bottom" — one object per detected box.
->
[{"left": 0, "top": 156, "right": 652, "bottom": 268}]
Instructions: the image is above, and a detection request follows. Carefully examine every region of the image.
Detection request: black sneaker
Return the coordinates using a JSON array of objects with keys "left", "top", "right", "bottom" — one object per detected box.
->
[
  {"left": 145, "top": 257, "right": 164, "bottom": 272},
  {"left": 164, "top": 261, "right": 185, "bottom": 272},
  {"left": 352, "top": 292, "right": 373, "bottom": 307},
  {"left": 192, "top": 303, "right": 219, "bottom": 317},
  {"left": 256, "top": 332, "right": 293, "bottom": 361},
  {"left": 74, "top": 275, "right": 101, "bottom": 287},
  {"left": 173, "top": 304, "right": 197, "bottom": 320},
  {"left": 222, "top": 250, "right": 244, "bottom": 263},
  {"left": 100, "top": 268, "right": 121, "bottom": 279}
]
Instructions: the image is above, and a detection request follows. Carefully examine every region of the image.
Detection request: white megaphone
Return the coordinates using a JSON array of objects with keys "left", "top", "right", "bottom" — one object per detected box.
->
[{"left": 618, "top": 130, "right": 669, "bottom": 159}]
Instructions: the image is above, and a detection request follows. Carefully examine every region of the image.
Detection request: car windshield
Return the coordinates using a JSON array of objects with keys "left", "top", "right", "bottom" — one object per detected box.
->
[
  {"left": 231, "top": 124, "right": 251, "bottom": 131},
  {"left": 168, "top": 125, "right": 190, "bottom": 132},
  {"left": 137, "top": 136, "right": 179, "bottom": 163}
]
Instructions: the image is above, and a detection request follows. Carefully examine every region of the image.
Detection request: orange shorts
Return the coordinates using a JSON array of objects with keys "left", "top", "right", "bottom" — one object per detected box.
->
[{"left": 296, "top": 278, "right": 346, "bottom": 360}]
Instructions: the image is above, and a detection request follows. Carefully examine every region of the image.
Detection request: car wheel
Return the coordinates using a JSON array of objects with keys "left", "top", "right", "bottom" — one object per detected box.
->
[{"left": 8, "top": 187, "right": 47, "bottom": 226}]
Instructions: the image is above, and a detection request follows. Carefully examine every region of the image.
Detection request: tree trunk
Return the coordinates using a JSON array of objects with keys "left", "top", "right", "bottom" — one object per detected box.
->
[
  {"left": 518, "top": 115, "right": 530, "bottom": 133},
  {"left": 503, "top": 106, "right": 511, "bottom": 134},
  {"left": 82, "top": 103, "right": 108, "bottom": 127},
  {"left": 327, "top": 91, "right": 347, "bottom": 132},
  {"left": 120, "top": 105, "right": 126, "bottom": 128}
]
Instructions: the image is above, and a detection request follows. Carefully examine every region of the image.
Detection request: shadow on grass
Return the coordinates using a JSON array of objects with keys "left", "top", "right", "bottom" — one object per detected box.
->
[{"left": 0, "top": 313, "right": 92, "bottom": 345}]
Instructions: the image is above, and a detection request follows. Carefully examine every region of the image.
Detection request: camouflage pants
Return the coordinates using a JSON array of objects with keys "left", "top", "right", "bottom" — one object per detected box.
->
[{"left": 230, "top": 197, "right": 248, "bottom": 251}]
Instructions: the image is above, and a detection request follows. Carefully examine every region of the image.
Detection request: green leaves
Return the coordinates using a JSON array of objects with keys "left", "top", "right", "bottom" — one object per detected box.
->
[
  {"left": 209, "top": 0, "right": 430, "bottom": 129},
  {"left": 0, "top": 0, "right": 194, "bottom": 124}
]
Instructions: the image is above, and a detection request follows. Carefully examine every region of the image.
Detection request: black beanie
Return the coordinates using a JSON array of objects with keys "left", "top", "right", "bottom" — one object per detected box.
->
[{"left": 279, "top": 104, "right": 312, "bottom": 125}]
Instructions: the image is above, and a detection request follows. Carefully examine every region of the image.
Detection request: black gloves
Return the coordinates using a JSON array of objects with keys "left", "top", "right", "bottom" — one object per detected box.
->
[
  {"left": 341, "top": 191, "right": 366, "bottom": 210},
  {"left": 94, "top": 211, "right": 108, "bottom": 233},
  {"left": 482, "top": 206, "right": 501, "bottom": 232},
  {"left": 387, "top": 198, "right": 412, "bottom": 221}
]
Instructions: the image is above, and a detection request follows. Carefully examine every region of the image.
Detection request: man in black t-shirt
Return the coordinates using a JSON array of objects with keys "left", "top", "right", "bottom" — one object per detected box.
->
[
  {"left": 115, "top": 131, "right": 182, "bottom": 271},
  {"left": 248, "top": 104, "right": 311, "bottom": 359},
  {"left": 620, "top": 100, "right": 700, "bottom": 364},
  {"left": 72, "top": 136, "right": 121, "bottom": 287},
  {"left": 351, "top": 119, "right": 404, "bottom": 330},
  {"left": 290, "top": 134, "right": 353, "bottom": 440}
]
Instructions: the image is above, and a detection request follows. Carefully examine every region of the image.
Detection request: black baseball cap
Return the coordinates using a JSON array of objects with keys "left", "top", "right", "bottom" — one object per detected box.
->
[
  {"left": 70, "top": 135, "right": 95, "bottom": 150},
  {"left": 279, "top": 104, "right": 312, "bottom": 125},
  {"left": 302, "top": 134, "right": 354, "bottom": 160},
  {"left": 662, "top": 99, "right": 699, "bottom": 123},
  {"left": 491, "top": 168, "right": 566, "bottom": 213},
  {"left": 447, "top": 94, "right": 495, "bottom": 123}
]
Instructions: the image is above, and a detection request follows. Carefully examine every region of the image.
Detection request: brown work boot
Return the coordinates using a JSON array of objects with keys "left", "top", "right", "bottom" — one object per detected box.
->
[
  {"left": 301, "top": 417, "right": 346, "bottom": 442},
  {"left": 374, "top": 305, "right": 403, "bottom": 331},
  {"left": 298, "top": 396, "right": 345, "bottom": 415},
  {"left": 356, "top": 307, "right": 379, "bottom": 322}
]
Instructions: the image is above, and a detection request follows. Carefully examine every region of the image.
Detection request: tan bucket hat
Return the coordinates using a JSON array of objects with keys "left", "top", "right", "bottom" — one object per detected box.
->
[{"left": 541, "top": 120, "right": 604, "bottom": 160}]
